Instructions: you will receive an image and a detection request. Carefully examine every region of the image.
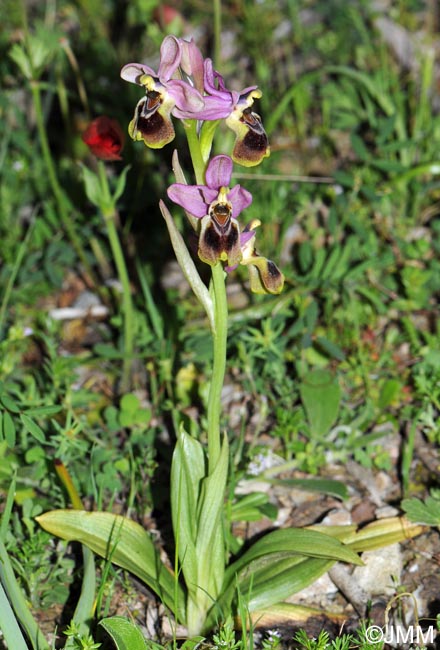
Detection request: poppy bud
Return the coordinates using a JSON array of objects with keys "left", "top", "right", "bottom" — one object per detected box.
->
[{"left": 82, "top": 116, "right": 124, "bottom": 161}]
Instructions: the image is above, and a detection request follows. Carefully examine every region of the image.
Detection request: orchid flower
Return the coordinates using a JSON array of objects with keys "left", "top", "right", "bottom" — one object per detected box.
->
[
  {"left": 120, "top": 36, "right": 205, "bottom": 148},
  {"left": 233, "top": 220, "right": 285, "bottom": 295},
  {"left": 168, "top": 155, "right": 284, "bottom": 293},
  {"left": 201, "top": 60, "right": 270, "bottom": 167},
  {"left": 121, "top": 36, "right": 270, "bottom": 164},
  {"left": 167, "top": 154, "right": 252, "bottom": 266}
]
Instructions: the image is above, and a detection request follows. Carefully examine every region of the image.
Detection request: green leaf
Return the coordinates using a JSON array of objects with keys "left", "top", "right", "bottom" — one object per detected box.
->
[
  {"left": 378, "top": 379, "right": 402, "bottom": 409},
  {"left": 36, "top": 510, "right": 185, "bottom": 623},
  {"left": 350, "top": 133, "right": 370, "bottom": 161},
  {"left": 0, "top": 539, "right": 50, "bottom": 650},
  {"left": 171, "top": 430, "right": 205, "bottom": 584},
  {"left": 205, "top": 528, "right": 362, "bottom": 632},
  {"left": 112, "top": 165, "right": 131, "bottom": 204},
  {"left": 8, "top": 43, "right": 33, "bottom": 79},
  {"left": 215, "top": 529, "right": 361, "bottom": 622},
  {"left": 231, "top": 493, "right": 277, "bottom": 522},
  {"left": 99, "top": 616, "right": 149, "bottom": 650},
  {"left": 264, "top": 478, "right": 349, "bottom": 501},
  {"left": 0, "top": 581, "right": 31, "bottom": 650},
  {"left": 401, "top": 496, "right": 440, "bottom": 526},
  {"left": 0, "top": 395, "right": 21, "bottom": 413},
  {"left": 299, "top": 369, "right": 341, "bottom": 437},
  {"left": 2, "top": 411, "right": 16, "bottom": 447},
  {"left": 199, "top": 120, "right": 221, "bottom": 162},
  {"left": 208, "top": 554, "right": 335, "bottom": 629},
  {"left": 0, "top": 475, "right": 15, "bottom": 542},
  {"left": 356, "top": 285, "right": 387, "bottom": 313},
  {"left": 64, "top": 546, "right": 96, "bottom": 649},
  {"left": 132, "top": 408, "right": 151, "bottom": 425},
  {"left": 370, "top": 159, "right": 406, "bottom": 173},
  {"left": 393, "top": 161, "right": 440, "bottom": 184},
  {"left": 159, "top": 200, "right": 214, "bottom": 332},
  {"left": 242, "top": 556, "right": 336, "bottom": 612},
  {"left": 94, "top": 343, "right": 123, "bottom": 359},
  {"left": 309, "top": 516, "right": 425, "bottom": 551},
  {"left": 120, "top": 394, "right": 140, "bottom": 414},
  {"left": 332, "top": 170, "right": 354, "bottom": 188},
  {"left": 315, "top": 337, "right": 345, "bottom": 361},
  {"left": 195, "top": 435, "right": 229, "bottom": 597},
  {"left": 81, "top": 165, "right": 103, "bottom": 209},
  {"left": 226, "top": 528, "right": 361, "bottom": 579},
  {"left": 20, "top": 414, "right": 45, "bottom": 443},
  {"left": 180, "top": 637, "right": 205, "bottom": 650},
  {"left": 23, "top": 406, "right": 62, "bottom": 417}
]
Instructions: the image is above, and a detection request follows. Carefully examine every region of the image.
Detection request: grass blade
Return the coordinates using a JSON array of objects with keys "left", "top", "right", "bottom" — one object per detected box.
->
[
  {"left": 0, "top": 539, "right": 50, "bottom": 650},
  {"left": 0, "top": 580, "right": 30, "bottom": 650}
]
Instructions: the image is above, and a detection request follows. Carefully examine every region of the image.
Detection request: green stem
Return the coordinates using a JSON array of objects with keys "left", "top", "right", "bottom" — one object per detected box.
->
[
  {"left": 207, "top": 262, "right": 228, "bottom": 472},
  {"left": 30, "top": 80, "right": 97, "bottom": 285},
  {"left": 98, "top": 161, "right": 134, "bottom": 392},
  {"left": 185, "top": 128, "right": 228, "bottom": 473},
  {"left": 185, "top": 120, "right": 206, "bottom": 183},
  {"left": 0, "top": 216, "right": 35, "bottom": 337}
]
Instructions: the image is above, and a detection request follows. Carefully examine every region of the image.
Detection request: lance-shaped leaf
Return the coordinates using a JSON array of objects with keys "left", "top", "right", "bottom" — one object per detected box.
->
[
  {"left": 99, "top": 616, "right": 149, "bottom": 650},
  {"left": 261, "top": 477, "right": 349, "bottom": 501},
  {"left": 308, "top": 516, "right": 426, "bottom": 551},
  {"left": 0, "top": 478, "right": 50, "bottom": 650},
  {"left": 247, "top": 601, "right": 347, "bottom": 628},
  {"left": 36, "top": 510, "right": 185, "bottom": 623},
  {"left": 171, "top": 430, "right": 205, "bottom": 587},
  {"left": 112, "top": 165, "right": 131, "bottom": 204},
  {"left": 174, "top": 433, "right": 229, "bottom": 635},
  {"left": 193, "top": 435, "right": 228, "bottom": 601},
  {"left": 160, "top": 200, "right": 215, "bottom": 332},
  {"left": 208, "top": 516, "right": 425, "bottom": 632},
  {"left": 205, "top": 555, "right": 336, "bottom": 631},
  {"left": 242, "top": 556, "right": 336, "bottom": 612},
  {"left": 203, "top": 527, "right": 361, "bottom": 631},
  {"left": 226, "top": 528, "right": 362, "bottom": 579},
  {"left": 0, "top": 581, "right": 30, "bottom": 650}
]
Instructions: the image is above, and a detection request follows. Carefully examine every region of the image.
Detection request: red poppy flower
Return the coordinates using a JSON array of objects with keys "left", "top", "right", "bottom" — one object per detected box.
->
[{"left": 82, "top": 116, "right": 124, "bottom": 161}]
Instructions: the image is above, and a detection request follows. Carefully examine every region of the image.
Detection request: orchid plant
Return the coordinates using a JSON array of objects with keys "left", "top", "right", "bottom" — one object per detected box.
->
[{"left": 36, "top": 36, "right": 423, "bottom": 639}]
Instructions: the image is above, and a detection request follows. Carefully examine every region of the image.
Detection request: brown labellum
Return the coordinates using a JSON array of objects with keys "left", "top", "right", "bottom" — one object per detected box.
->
[{"left": 198, "top": 202, "right": 242, "bottom": 267}]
